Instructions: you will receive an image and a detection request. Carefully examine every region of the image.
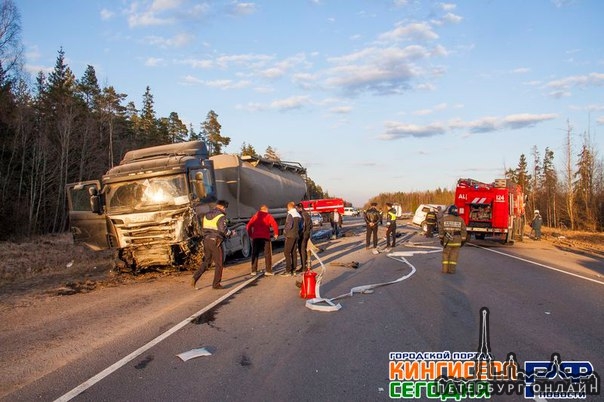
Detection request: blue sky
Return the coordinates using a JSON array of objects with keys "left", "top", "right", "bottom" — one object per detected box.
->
[{"left": 18, "top": 0, "right": 604, "bottom": 207}]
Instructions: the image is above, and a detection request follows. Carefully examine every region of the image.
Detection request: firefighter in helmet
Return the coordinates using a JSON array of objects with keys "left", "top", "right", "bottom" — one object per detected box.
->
[
  {"left": 425, "top": 208, "right": 438, "bottom": 238},
  {"left": 438, "top": 205, "right": 467, "bottom": 274}
]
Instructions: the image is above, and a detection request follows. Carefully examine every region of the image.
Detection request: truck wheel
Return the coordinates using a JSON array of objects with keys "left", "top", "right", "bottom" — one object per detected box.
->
[
  {"left": 239, "top": 232, "right": 251, "bottom": 258},
  {"left": 475, "top": 233, "right": 485, "bottom": 240}
]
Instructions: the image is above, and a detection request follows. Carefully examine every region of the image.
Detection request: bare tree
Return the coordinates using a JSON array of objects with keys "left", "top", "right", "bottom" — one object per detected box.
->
[
  {"left": 563, "top": 121, "right": 575, "bottom": 230},
  {"left": 0, "top": 0, "right": 24, "bottom": 81}
]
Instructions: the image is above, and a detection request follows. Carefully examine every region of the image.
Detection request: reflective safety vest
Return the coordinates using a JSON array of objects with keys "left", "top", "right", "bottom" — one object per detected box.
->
[
  {"left": 203, "top": 213, "right": 224, "bottom": 232},
  {"left": 387, "top": 210, "right": 397, "bottom": 222}
]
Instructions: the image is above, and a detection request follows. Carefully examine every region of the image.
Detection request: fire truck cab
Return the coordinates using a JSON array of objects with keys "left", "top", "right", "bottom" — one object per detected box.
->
[{"left": 455, "top": 178, "right": 525, "bottom": 244}]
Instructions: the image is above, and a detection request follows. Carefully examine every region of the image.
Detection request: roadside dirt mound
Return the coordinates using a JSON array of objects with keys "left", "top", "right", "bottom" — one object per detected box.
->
[
  {"left": 0, "top": 233, "right": 116, "bottom": 304},
  {"left": 540, "top": 227, "right": 604, "bottom": 258}
]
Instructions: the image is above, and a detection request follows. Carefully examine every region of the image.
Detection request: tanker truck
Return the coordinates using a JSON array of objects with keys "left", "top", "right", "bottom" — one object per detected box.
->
[{"left": 65, "top": 141, "right": 307, "bottom": 272}]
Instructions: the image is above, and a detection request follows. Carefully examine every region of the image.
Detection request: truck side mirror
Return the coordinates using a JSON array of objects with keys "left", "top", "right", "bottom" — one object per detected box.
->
[
  {"left": 194, "top": 180, "right": 206, "bottom": 198},
  {"left": 90, "top": 195, "right": 102, "bottom": 214}
]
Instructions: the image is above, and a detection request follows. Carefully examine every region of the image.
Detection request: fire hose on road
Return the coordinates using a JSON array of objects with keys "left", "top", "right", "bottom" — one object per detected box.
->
[{"left": 304, "top": 240, "right": 441, "bottom": 312}]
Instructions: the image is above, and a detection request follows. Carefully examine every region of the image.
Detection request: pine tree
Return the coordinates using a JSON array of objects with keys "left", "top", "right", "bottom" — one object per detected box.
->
[
  {"left": 201, "top": 110, "right": 230, "bottom": 155},
  {"left": 98, "top": 86, "right": 127, "bottom": 167},
  {"left": 541, "top": 147, "right": 557, "bottom": 227},
  {"left": 166, "top": 112, "right": 188, "bottom": 143},
  {"left": 138, "top": 86, "right": 160, "bottom": 146},
  {"left": 574, "top": 141, "right": 595, "bottom": 230},
  {"left": 264, "top": 146, "right": 280, "bottom": 160},
  {"left": 240, "top": 142, "right": 257, "bottom": 157},
  {"left": 45, "top": 47, "right": 79, "bottom": 233}
]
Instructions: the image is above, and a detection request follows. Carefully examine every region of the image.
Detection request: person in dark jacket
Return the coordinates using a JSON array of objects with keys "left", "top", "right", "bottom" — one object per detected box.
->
[
  {"left": 296, "top": 203, "right": 312, "bottom": 271},
  {"left": 281, "top": 201, "right": 301, "bottom": 276},
  {"left": 364, "top": 202, "right": 382, "bottom": 249},
  {"left": 192, "top": 200, "right": 231, "bottom": 289},
  {"left": 438, "top": 205, "right": 467, "bottom": 274},
  {"left": 246, "top": 204, "right": 279, "bottom": 276}
]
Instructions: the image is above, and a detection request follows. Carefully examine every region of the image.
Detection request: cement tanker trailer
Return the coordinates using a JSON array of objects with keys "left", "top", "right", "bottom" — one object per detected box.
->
[
  {"left": 65, "top": 141, "right": 307, "bottom": 272},
  {"left": 210, "top": 153, "right": 307, "bottom": 258}
]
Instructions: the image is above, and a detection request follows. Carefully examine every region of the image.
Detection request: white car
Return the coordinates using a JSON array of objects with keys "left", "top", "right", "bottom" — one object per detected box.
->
[
  {"left": 343, "top": 207, "right": 359, "bottom": 216},
  {"left": 412, "top": 204, "right": 447, "bottom": 232}
]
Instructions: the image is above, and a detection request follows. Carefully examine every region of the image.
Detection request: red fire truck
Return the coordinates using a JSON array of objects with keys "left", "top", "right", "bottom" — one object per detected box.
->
[
  {"left": 300, "top": 198, "right": 345, "bottom": 215},
  {"left": 454, "top": 178, "right": 525, "bottom": 244}
]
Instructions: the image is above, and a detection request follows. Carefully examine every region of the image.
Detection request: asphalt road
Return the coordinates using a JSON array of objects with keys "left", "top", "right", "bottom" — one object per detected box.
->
[{"left": 6, "top": 218, "right": 604, "bottom": 402}]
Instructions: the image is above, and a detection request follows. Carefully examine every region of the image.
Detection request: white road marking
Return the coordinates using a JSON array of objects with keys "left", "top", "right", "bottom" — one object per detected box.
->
[
  {"left": 469, "top": 244, "right": 604, "bottom": 286},
  {"left": 54, "top": 259, "right": 285, "bottom": 402}
]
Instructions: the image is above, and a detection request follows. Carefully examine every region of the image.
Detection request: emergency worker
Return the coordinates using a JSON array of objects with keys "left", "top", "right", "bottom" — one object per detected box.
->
[
  {"left": 364, "top": 202, "right": 382, "bottom": 249},
  {"left": 531, "top": 210, "right": 543, "bottom": 240},
  {"left": 385, "top": 203, "right": 397, "bottom": 248},
  {"left": 192, "top": 200, "right": 231, "bottom": 289},
  {"left": 281, "top": 201, "right": 301, "bottom": 276},
  {"left": 438, "top": 205, "right": 467, "bottom": 274},
  {"left": 296, "top": 203, "right": 312, "bottom": 271},
  {"left": 425, "top": 209, "right": 437, "bottom": 238}
]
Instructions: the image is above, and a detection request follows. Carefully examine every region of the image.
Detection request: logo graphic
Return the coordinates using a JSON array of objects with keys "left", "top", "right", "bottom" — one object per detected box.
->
[{"left": 388, "top": 307, "right": 600, "bottom": 399}]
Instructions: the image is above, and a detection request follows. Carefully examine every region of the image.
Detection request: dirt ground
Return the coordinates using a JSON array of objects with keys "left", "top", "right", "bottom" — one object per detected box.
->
[{"left": 0, "top": 226, "right": 603, "bottom": 399}]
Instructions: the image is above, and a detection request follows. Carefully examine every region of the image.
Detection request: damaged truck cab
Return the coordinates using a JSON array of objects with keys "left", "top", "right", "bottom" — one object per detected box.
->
[{"left": 67, "top": 141, "right": 217, "bottom": 272}]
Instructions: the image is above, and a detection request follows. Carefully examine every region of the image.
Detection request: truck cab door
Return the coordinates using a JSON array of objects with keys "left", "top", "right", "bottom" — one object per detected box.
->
[{"left": 65, "top": 180, "right": 110, "bottom": 251}]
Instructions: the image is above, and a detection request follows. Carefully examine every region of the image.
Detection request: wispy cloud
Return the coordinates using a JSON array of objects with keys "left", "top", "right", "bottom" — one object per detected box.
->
[
  {"left": 145, "top": 33, "right": 194, "bottom": 48},
  {"left": 270, "top": 95, "right": 312, "bottom": 111},
  {"left": 545, "top": 72, "right": 604, "bottom": 97},
  {"left": 379, "top": 113, "right": 558, "bottom": 140}
]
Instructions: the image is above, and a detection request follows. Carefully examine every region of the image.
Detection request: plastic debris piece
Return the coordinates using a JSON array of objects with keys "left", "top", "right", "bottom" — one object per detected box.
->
[{"left": 177, "top": 347, "right": 212, "bottom": 361}]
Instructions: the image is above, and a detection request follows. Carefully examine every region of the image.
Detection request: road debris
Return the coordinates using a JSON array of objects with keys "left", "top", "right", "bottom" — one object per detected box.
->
[
  {"left": 177, "top": 347, "right": 212, "bottom": 361},
  {"left": 329, "top": 261, "right": 360, "bottom": 269}
]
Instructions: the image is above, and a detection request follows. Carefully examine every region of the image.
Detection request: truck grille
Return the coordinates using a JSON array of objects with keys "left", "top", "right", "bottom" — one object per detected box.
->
[{"left": 114, "top": 220, "right": 176, "bottom": 245}]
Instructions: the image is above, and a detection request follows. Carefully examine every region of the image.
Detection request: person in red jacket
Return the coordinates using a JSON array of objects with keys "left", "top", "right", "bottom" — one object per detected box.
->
[{"left": 246, "top": 204, "right": 279, "bottom": 276}]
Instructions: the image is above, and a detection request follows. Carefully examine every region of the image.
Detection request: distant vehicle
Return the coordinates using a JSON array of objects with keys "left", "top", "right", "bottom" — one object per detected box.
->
[
  {"left": 311, "top": 212, "right": 323, "bottom": 226},
  {"left": 411, "top": 204, "right": 447, "bottom": 233},
  {"left": 343, "top": 207, "right": 359, "bottom": 216},
  {"left": 300, "top": 198, "right": 344, "bottom": 215},
  {"left": 392, "top": 203, "right": 403, "bottom": 218}
]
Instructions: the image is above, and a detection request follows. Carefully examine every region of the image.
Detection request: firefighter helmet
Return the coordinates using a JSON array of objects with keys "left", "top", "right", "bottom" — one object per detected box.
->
[{"left": 448, "top": 205, "right": 458, "bottom": 216}]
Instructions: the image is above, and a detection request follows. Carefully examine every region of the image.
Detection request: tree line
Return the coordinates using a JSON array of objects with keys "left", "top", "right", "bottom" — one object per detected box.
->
[
  {"left": 0, "top": 42, "right": 328, "bottom": 239},
  {"left": 505, "top": 124, "right": 603, "bottom": 232},
  {"left": 366, "top": 126, "right": 603, "bottom": 232}
]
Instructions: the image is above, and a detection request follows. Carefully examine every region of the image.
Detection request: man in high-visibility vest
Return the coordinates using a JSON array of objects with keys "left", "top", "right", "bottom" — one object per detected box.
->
[
  {"left": 438, "top": 205, "right": 467, "bottom": 274},
  {"left": 192, "top": 199, "right": 231, "bottom": 289},
  {"left": 385, "top": 203, "right": 397, "bottom": 248}
]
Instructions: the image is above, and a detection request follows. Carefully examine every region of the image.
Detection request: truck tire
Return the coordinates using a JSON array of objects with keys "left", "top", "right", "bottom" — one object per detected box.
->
[
  {"left": 239, "top": 232, "right": 251, "bottom": 258},
  {"left": 475, "top": 233, "right": 485, "bottom": 240}
]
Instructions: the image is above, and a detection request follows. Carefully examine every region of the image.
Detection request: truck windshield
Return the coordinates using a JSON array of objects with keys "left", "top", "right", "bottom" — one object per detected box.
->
[{"left": 105, "top": 175, "right": 188, "bottom": 213}]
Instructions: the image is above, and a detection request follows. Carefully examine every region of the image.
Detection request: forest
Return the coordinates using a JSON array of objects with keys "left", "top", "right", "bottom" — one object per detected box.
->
[{"left": 0, "top": 47, "right": 333, "bottom": 239}]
